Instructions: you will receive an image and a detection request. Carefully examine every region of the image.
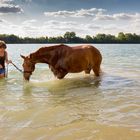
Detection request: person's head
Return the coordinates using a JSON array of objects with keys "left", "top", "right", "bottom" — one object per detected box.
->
[{"left": 0, "top": 41, "right": 7, "bottom": 51}]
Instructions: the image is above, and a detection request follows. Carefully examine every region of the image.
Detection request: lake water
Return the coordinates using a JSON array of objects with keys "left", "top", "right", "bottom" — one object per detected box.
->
[{"left": 0, "top": 44, "right": 140, "bottom": 140}]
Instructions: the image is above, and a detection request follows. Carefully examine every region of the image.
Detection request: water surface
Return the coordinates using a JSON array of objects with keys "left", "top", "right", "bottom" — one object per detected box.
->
[{"left": 0, "top": 44, "right": 140, "bottom": 140}]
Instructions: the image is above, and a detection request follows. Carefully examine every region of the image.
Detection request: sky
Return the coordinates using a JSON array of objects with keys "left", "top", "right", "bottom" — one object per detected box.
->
[{"left": 0, "top": 0, "right": 140, "bottom": 37}]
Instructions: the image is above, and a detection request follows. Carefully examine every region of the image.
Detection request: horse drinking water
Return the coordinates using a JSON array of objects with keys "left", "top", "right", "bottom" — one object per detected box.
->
[{"left": 21, "top": 44, "right": 102, "bottom": 81}]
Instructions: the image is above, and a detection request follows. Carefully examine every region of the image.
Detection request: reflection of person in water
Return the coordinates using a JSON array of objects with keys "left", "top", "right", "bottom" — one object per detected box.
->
[{"left": 0, "top": 41, "right": 12, "bottom": 78}]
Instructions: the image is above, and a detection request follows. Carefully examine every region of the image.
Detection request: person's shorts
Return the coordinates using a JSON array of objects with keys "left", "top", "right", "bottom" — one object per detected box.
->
[{"left": 0, "top": 68, "right": 5, "bottom": 74}]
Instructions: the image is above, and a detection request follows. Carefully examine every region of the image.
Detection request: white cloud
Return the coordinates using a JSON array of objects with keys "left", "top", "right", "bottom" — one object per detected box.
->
[
  {"left": 0, "top": 4, "right": 23, "bottom": 13},
  {"left": 0, "top": 0, "right": 13, "bottom": 3},
  {"left": 0, "top": 7, "right": 140, "bottom": 37},
  {"left": 44, "top": 8, "right": 105, "bottom": 18},
  {"left": 44, "top": 8, "right": 140, "bottom": 23},
  {"left": 44, "top": 10, "right": 75, "bottom": 18},
  {"left": 0, "top": 18, "right": 140, "bottom": 37},
  {"left": 25, "top": 0, "right": 32, "bottom": 2},
  {"left": 41, "top": 20, "right": 86, "bottom": 36},
  {"left": 22, "top": 19, "right": 37, "bottom": 26},
  {"left": 94, "top": 14, "right": 114, "bottom": 20},
  {"left": 130, "top": 18, "right": 140, "bottom": 30},
  {"left": 94, "top": 13, "right": 140, "bottom": 21},
  {"left": 0, "top": 0, "right": 23, "bottom": 13},
  {"left": 0, "top": 19, "right": 94, "bottom": 37},
  {"left": 43, "top": 8, "right": 140, "bottom": 35},
  {"left": 113, "top": 13, "right": 133, "bottom": 20}
]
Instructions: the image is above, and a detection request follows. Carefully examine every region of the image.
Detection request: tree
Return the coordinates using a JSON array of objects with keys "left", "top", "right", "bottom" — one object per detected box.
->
[
  {"left": 0, "top": 32, "right": 140, "bottom": 43},
  {"left": 94, "top": 34, "right": 106, "bottom": 43},
  {"left": 85, "top": 35, "right": 93, "bottom": 43},
  {"left": 55, "top": 36, "right": 65, "bottom": 43},
  {"left": 63, "top": 32, "right": 76, "bottom": 43},
  {"left": 117, "top": 32, "right": 126, "bottom": 43}
]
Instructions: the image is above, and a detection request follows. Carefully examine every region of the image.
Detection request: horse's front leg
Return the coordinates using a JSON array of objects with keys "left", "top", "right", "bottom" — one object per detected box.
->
[
  {"left": 49, "top": 65, "right": 67, "bottom": 79},
  {"left": 55, "top": 67, "right": 68, "bottom": 79}
]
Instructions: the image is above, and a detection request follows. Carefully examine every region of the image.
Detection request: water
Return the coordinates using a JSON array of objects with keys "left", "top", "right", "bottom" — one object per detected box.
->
[{"left": 0, "top": 44, "right": 140, "bottom": 140}]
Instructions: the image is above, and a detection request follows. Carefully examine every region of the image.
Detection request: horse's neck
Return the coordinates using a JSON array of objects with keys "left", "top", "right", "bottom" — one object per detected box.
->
[
  {"left": 30, "top": 45, "right": 69, "bottom": 65},
  {"left": 30, "top": 48, "right": 52, "bottom": 64},
  {"left": 29, "top": 53, "right": 45, "bottom": 64}
]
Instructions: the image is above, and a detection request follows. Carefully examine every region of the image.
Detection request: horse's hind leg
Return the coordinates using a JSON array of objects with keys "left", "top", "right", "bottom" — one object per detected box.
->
[{"left": 92, "top": 64, "right": 100, "bottom": 77}]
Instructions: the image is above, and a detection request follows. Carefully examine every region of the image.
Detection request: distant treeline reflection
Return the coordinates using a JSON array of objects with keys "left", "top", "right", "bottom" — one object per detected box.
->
[{"left": 0, "top": 32, "right": 140, "bottom": 44}]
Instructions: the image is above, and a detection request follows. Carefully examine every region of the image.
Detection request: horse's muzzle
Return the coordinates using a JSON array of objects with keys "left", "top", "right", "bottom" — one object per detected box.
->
[{"left": 23, "top": 73, "right": 31, "bottom": 81}]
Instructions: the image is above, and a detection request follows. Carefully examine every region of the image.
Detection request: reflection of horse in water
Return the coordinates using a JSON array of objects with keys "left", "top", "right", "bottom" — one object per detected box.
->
[
  {"left": 21, "top": 44, "right": 102, "bottom": 81},
  {"left": 23, "top": 76, "right": 102, "bottom": 96},
  {"left": 48, "top": 76, "right": 101, "bottom": 91}
]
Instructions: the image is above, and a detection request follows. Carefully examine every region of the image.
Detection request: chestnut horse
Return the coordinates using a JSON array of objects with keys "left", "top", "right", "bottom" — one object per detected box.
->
[{"left": 21, "top": 44, "right": 102, "bottom": 81}]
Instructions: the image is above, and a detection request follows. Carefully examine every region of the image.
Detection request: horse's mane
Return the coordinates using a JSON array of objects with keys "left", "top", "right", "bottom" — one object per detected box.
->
[{"left": 29, "top": 44, "right": 69, "bottom": 60}]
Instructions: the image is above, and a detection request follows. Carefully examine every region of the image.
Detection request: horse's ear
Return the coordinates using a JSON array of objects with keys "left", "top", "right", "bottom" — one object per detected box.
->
[{"left": 20, "top": 54, "right": 26, "bottom": 59}]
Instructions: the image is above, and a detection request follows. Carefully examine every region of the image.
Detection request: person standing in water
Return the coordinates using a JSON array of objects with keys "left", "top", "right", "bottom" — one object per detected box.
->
[{"left": 0, "top": 41, "right": 12, "bottom": 78}]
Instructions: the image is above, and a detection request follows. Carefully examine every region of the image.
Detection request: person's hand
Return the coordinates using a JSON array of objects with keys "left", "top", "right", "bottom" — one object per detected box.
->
[
  {"left": 0, "top": 64, "right": 3, "bottom": 68},
  {"left": 9, "top": 60, "right": 12, "bottom": 63},
  {"left": 6, "top": 60, "right": 12, "bottom": 64}
]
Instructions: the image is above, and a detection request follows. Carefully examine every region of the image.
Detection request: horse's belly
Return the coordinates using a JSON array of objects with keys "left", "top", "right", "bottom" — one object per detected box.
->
[
  {"left": 69, "top": 68, "right": 84, "bottom": 73},
  {"left": 67, "top": 59, "right": 91, "bottom": 73}
]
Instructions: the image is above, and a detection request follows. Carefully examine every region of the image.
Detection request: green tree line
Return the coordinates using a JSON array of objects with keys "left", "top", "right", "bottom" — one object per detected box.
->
[{"left": 0, "top": 32, "right": 140, "bottom": 44}]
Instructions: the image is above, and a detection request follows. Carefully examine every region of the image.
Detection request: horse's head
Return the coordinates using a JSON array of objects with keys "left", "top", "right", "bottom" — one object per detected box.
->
[{"left": 21, "top": 55, "right": 35, "bottom": 81}]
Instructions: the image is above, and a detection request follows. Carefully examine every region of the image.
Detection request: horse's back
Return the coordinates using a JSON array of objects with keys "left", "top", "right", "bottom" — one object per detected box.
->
[
  {"left": 62, "top": 45, "right": 102, "bottom": 73},
  {"left": 71, "top": 45, "right": 102, "bottom": 62}
]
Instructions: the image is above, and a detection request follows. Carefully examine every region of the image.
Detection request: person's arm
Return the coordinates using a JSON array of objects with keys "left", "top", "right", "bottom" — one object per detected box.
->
[{"left": 5, "top": 51, "right": 12, "bottom": 64}]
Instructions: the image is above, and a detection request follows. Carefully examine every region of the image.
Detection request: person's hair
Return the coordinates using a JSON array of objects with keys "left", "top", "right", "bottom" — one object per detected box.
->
[{"left": 0, "top": 40, "right": 7, "bottom": 49}]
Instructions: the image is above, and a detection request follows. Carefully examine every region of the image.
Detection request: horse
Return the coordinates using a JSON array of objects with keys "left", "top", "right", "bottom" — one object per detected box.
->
[{"left": 21, "top": 44, "right": 102, "bottom": 81}]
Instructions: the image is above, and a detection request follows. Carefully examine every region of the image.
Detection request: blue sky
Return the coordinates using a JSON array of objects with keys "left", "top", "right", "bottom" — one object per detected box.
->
[{"left": 0, "top": 0, "right": 140, "bottom": 37}]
